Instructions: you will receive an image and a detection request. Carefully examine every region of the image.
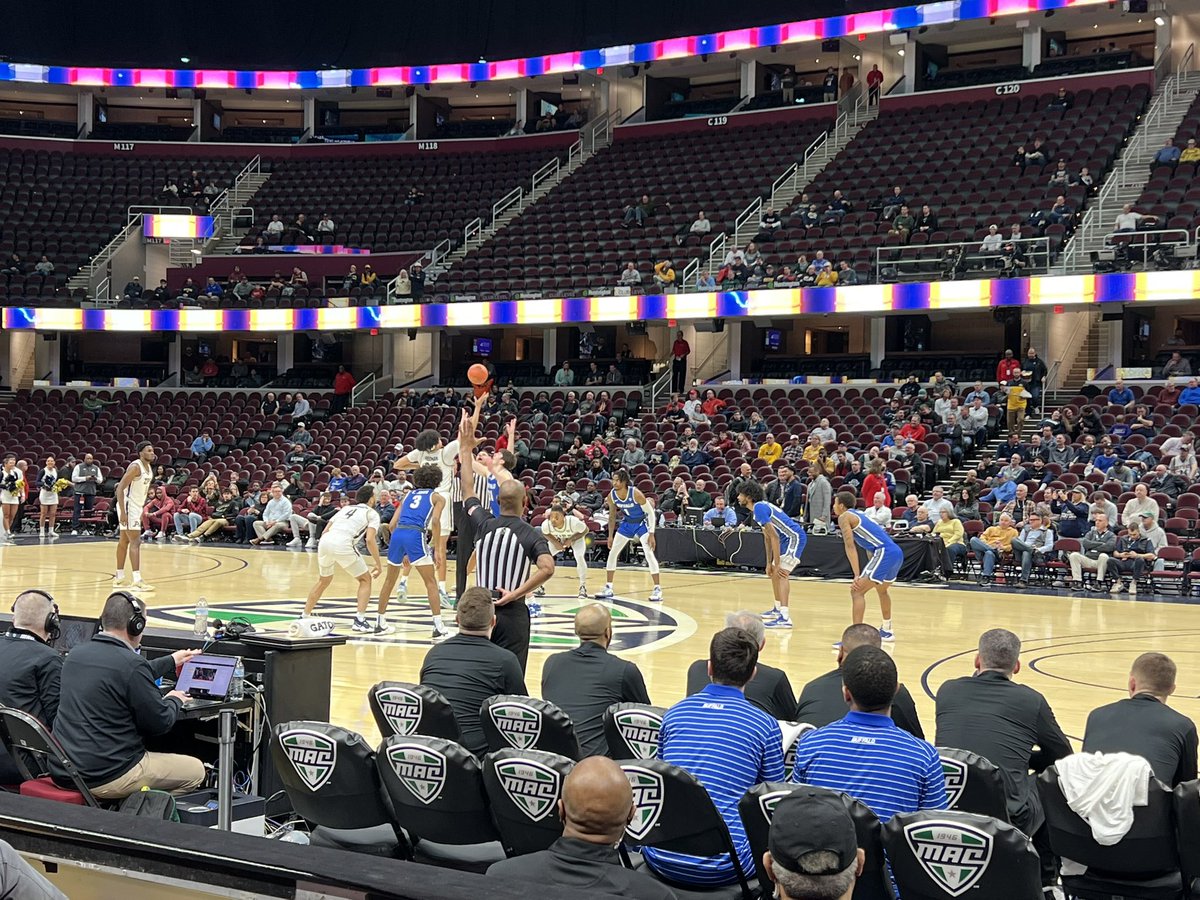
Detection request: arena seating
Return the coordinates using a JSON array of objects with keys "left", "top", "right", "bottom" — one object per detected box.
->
[
  {"left": 0, "top": 147, "right": 248, "bottom": 295},
  {"left": 1136, "top": 91, "right": 1200, "bottom": 237},
  {"left": 236, "top": 143, "right": 572, "bottom": 255},
  {"left": 776, "top": 82, "right": 1150, "bottom": 282},
  {"left": 431, "top": 114, "right": 834, "bottom": 300}
]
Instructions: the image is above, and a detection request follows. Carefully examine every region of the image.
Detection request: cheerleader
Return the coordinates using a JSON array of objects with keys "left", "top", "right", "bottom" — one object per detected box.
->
[
  {"left": 0, "top": 455, "right": 20, "bottom": 542},
  {"left": 37, "top": 455, "right": 59, "bottom": 538}
]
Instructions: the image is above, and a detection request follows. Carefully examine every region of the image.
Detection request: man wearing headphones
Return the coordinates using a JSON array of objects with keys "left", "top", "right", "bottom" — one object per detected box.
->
[
  {"left": 0, "top": 590, "right": 64, "bottom": 783},
  {"left": 52, "top": 592, "right": 205, "bottom": 800}
]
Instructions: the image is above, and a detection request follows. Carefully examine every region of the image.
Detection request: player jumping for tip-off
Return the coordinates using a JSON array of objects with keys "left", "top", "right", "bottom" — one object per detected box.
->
[
  {"left": 736, "top": 480, "right": 807, "bottom": 629},
  {"left": 596, "top": 468, "right": 662, "bottom": 602},
  {"left": 833, "top": 489, "right": 899, "bottom": 643}
]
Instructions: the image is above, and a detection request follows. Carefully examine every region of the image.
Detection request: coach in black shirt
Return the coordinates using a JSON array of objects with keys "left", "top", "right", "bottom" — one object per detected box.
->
[
  {"left": 542, "top": 604, "right": 651, "bottom": 756},
  {"left": 458, "top": 416, "right": 554, "bottom": 670},
  {"left": 420, "top": 587, "right": 527, "bottom": 756},
  {"left": 935, "top": 628, "right": 1072, "bottom": 888},
  {"left": 488, "top": 756, "right": 675, "bottom": 900},
  {"left": 52, "top": 592, "right": 205, "bottom": 800},
  {"left": 0, "top": 590, "right": 65, "bottom": 781},
  {"left": 795, "top": 624, "right": 924, "bottom": 737},
  {"left": 685, "top": 610, "right": 796, "bottom": 720},
  {"left": 1083, "top": 652, "right": 1197, "bottom": 787}
]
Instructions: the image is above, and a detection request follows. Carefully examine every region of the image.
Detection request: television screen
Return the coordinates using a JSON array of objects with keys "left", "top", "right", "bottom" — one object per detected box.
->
[
  {"left": 539, "top": 100, "right": 558, "bottom": 117},
  {"left": 472, "top": 337, "right": 493, "bottom": 356},
  {"left": 763, "top": 329, "right": 783, "bottom": 351}
]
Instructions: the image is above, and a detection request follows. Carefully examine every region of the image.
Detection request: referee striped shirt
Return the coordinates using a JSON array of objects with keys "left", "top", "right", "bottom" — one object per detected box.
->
[
  {"left": 789, "top": 710, "right": 948, "bottom": 822},
  {"left": 466, "top": 497, "right": 549, "bottom": 595},
  {"left": 642, "top": 684, "right": 784, "bottom": 886}
]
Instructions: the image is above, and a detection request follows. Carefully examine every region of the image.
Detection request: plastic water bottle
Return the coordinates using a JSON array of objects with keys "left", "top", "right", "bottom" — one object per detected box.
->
[
  {"left": 193, "top": 597, "right": 209, "bottom": 637},
  {"left": 230, "top": 657, "right": 245, "bottom": 701}
]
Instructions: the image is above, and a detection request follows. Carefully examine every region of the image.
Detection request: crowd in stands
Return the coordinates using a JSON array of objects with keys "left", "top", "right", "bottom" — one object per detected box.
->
[{"left": 155, "top": 169, "right": 227, "bottom": 213}]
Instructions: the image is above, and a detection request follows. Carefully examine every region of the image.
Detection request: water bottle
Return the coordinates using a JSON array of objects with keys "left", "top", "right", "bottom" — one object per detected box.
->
[
  {"left": 230, "top": 657, "right": 245, "bottom": 701},
  {"left": 193, "top": 597, "right": 209, "bottom": 637}
]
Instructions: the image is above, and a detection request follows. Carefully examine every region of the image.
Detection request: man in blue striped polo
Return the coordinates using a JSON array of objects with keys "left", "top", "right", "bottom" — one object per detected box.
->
[
  {"left": 642, "top": 627, "right": 785, "bottom": 887},
  {"left": 790, "top": 645, "right": 948, "bottom": 822}
]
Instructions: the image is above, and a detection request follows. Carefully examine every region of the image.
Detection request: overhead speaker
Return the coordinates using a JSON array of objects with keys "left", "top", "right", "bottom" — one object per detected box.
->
[{"left": 694, "top": 318, "right": 725, "bottom": 333}]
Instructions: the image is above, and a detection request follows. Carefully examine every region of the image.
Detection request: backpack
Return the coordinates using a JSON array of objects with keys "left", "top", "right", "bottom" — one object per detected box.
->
[{"left": 119, "top": 788, "right": 180, "bottom": 822}]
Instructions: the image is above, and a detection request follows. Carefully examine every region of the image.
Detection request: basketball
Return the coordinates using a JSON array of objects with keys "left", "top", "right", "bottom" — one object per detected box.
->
[{"left": 467, "top": 363, "right": 490, "bottom": 386}]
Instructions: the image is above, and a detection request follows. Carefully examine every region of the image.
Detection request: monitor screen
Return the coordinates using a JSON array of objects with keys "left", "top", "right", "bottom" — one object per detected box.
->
[
  {"left": 539, "top": 100, "right": 558, "bottom": 117},
  {"left": 176, "top": 654, "right": 237, "bottom": 698},
  {"left": 763, "top": 328, "right": 783, "bottom": 351},
  {"left": 472, "top": 337, "right": 493, "bottom": 356},
  {"left": 53, "top": 617, "right": 98, "bottom": 654}
]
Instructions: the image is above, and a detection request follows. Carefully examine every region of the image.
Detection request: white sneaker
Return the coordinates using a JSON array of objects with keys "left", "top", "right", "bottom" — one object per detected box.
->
[
  {"left": 578, "top": 585, "right": 589, "bottom": 598},
  {"left": 397, "top": 583, "right": 408, "bottom": 602},
  {"left": 287, "top": 538, "right": 302, "bottom": 548},
  {"left": 130, "top": 579, "right": 156, "bottom": 593},
  {"left": 374, "top": 617, "right": 395, "bottom": 635},
  {"left": 71, "top": 529, "right": 78, "bottom": 536},
  {"left": 649, "top": 586, "right": 663, "bottom": 602},
  {"left": 141, "top": 530, "right": 152, "bottom": 540},
  {"left": 155, "top": 533, "right": 167, "bottom": 542},
  {"left": 48, "top": 531, "right": 58, "bottom": 540},
  {"left": 305, "top": 539, "right": 317, "bottom": 549},
  {"left": 113, "top": 575, "right": 129, "bottom": 588},
  {"left": 594, "top": 586, "right": 615, "bottom": 600},
  {"left": 351, "top": 617, "right": 373, "bottom": 634}
]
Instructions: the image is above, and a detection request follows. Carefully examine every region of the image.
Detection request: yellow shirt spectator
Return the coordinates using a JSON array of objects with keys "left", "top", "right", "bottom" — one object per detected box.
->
[
  {"left": 653, "top": 260, "right": 676, "bottom": 286},
  {"left": 1181, "top": 146, "right": 1200, "bottom": 163},
  {"left": 758, "top": 438, "right": 783, "bottom": 465},
  {"left": 934, "top": 516, "right": 965, "bottom": 547},
  {"left": 1006, "top": 384, "right": 1027, "bottom": 411},
  {"left": 979, "top": 521, "right": 1018, "bottom": 553},
  {"left": 815, "top": 268, "right": 839, "bottom": 287}
]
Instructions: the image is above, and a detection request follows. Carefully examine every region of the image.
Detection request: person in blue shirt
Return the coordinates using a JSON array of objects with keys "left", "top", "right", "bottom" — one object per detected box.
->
[
  {"left": 377, "top": 464, "right": 447, "bottom": 640},
  {"left": 979, "top": 472, "right": 1017, "bottom": 506},
  {"left": 1107, "top": 379, "right": 1135, "bottom": 409},
  {"left": 1178, "top": 377, "right": 1200, "bottom": 406},
  {"left": 791, "top": 645, "right": 948, "bottom": 822},
  {"left": 833, "top": 491, "right": 901, "bottom": 642},
  {"left": 1092, "top": 445, "right": 1120, "bottom": 474},
  {"left": 642, "top": 627, "right": 784, "bottom": 887},
  {"left": 203, "top": 277, "right": 224, "bottom": 297},
  {"left": 597, "top": 469, "right": 662, "bottom": 602},
  {"left": 189, "top": 431, "right": 213, "bottom": 463},
  {"left": 1152, "top": 138, "right": 1181, "bottom": 167},
  {"left": 737, "top": 480, "right": 807, "bottom": 629},
  {"left": 701, "top": 496, "right": 737, "bottom": 529}
]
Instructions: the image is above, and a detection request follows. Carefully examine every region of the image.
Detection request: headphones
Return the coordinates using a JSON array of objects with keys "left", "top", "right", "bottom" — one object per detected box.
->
[
  {"left": 110, "top": 590, "right": 147, "bottom": 636},
  {"left": 12, "top": 589, "right": 61, "bottom": 642}
]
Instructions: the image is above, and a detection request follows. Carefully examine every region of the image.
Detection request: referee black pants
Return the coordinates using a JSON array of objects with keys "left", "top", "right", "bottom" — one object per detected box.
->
[
  {"left": 492, "top": 602, "right": 531, "bottom": 672},
  {"left": 454, "top": 501, "right": 475, "bottom": 599}
]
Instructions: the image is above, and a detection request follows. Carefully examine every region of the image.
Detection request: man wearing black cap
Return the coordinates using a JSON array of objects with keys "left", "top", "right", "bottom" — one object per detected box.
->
[{"left": 764, "top": 788, "right": 865, "bottom": 900}]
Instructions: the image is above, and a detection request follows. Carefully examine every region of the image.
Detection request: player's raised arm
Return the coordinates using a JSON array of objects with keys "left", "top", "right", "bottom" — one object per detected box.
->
[{"left": 457, "top": 410, "right": 480, "bottom": 502}]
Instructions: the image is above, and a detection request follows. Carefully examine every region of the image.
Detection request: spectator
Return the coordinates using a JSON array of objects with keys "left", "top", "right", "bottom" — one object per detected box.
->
[
  {"left": 765, "top": 464, "right": 803, "bottom": 519},
  {"left": 1121, "top": 482, "right": 1160, "bottom": 529},
  {"left": 863, "top": 492, "right": 892, "bottom": 528},
  {"left": 140, "top": 486, "right": 177, "bottom": 541},
  {"left": 264, "top": 214, "right": 285, "bottom": 241},
  {"left": 968, "top": 513, "right": 1018, "bottom": 585},
  {"left": 170, "top": 487, "right": 208, "bottom": 541},
  {"left": 823, "top": 190, "right": 850, "bottom": 223},
  {"left": 1181, "top": 137, "right": 1200, "bottom": 163},
  {"left": 316, "top": 212, "right": 335, "bottom": 237},
  {"left": 880, "top": 185, "right": 906, "bottom": 220},
  {"left": 405, "top": 186, "right": 425, "bottom": 205},
  {"left": 997, "top": 242, "right": 1026, "bottom": 278},
  {"left": 898, "top": 414, "right": 926, "bottom": 442},
  {"left": 836, "top": 261, "right": 858, "bottom": 285},
  {"left": 189, "top": 431, "right": 214, "bottom": 464},
  {"left": 861, "top": 459, "right": 890, "bottom": 509},
  {"left": 1107, "top": 378, "right": 1136, "bottom": 409},
  {"left": 934, "top": 628, "right": 1071, "bottom": 889},
  {"left": 755, "top": 208, "right": 782, "bottom": 242},
  {"left": 332, "top": 365, "right": 355, "bottom": 412},
  {"left": 1010, "top": 509, "right": 1055, "bottom": 587},
  {"left": 250, "top": 485, "right": 293, "bottom": 545},
  {"left": 1105, "top": 517, "right": 1159, "bottom": 594},
  {"left": 1068, "top": 512, "right": 1117, "bottom": 590},
  {"left": 1048, "top": 195, "right": 1072, "bottom": 225},
  {"left": 914, "top": 204, "right": 937, "bottom": 235},
  {"left": 1152, "top": 138, "right": 1180, "bottom": 168},
  {"left": 554, "top": 361, "right": 575, "bottom": 387},
  {"left": 980, "top": 224, "right": 1004, "bottom": 253},
  {"left": 1163, "top": 350, "right": 1191, "bottom": 377},
  {"left": 618, "top": 262, "right": 642, "bottom": 288},
  {"left": 866, "top": 63, "right": 883, "bottom": 104},
  {"left": 922, "top": 486, "right": 954, "bottom": 519},
  {"left": 1114, "top": 203, "right": 1155, "bottom": 233},
  {"left": 409, "top": 262, "right": 426, "bottom": 301},
  {"left": 1076, "top": 166, "right": 1094, "bottom": 188},
  {"left": 822, "top": 66, "right": 838, "bottom": 102},
  {"left": 1083, "top": 652, "right": 1197, "bottom": 787},
  {"left": 758, "top": 434, "right": 783, "bottom": 465},
  {"left": 621, "top": 194, "right": 656, "bottom": 228},
  {"left": 1179, "top": 376, "right": 1200, "bottom": 405},
  {"left": 652, "top": 258, "right": 676, "bottom": 291},
  {"left": 888, "top": 205, "right": 914, "bottom": 241},
  {"left": 1048, "top": 86, "right": 1072, "bottom": 110},
  {"left": 642, "top": 628, "right": 784, "bottom": 887},
  {"left": 790, "top": 646, "right": 948, "bottom": 822},
  {"left": 679, "top": 439, "right": 713, "bottom": 469},
  {"left": 935, "top": 507, "right": 967, "bottom": 570},
  {"left": 702, "top": 496, "right": 737, "bottom": 528}
]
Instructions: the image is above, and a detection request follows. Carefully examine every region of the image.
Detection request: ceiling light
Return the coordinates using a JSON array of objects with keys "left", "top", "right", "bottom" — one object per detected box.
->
[
  {"left": 180, "top": 56, "right": 190, "bottom": 63},
  {"left": 897, "top": 49, "right": 906, "bottom": 56},
  {"left": 1154, "top": 15, "right": 1166, "bottom": 25}
]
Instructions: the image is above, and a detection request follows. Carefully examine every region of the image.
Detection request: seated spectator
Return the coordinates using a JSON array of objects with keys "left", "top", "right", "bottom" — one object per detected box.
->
[
  {"left": 835, "top": 261, "right": 858, "bottom": 285},
  {"left": 642, "top": 628, "right": 784, "bottom": 887},
  {"left": 798, "top": 204, "right": 821, "bottom": 229},
  {"left": 1010, "top": 509, "right": 1054, "bottom": 587},
  {"left": 171, "top": 487, "right": 208, "bottom": 541},
  {"left": 1105, "top": 518, "right": 1159, "bottom": 594},
  {"left": 1024, "top": 137, "right": 1049, "bottom": 166},
  {"left": 189, "top": 431, "right": 214, "bottom": 463},
  {"left": 250, "top": 485, "right": 292, "bottom": 545},
  {"left": 1163, "top": 350, "right": 1192, "bottom": 378},
  {"left": 898, "top": 414, "right": 926, "bottom": 442},
  {"left": 1046, "top": 159, "right": 1070, "bottom": 187},
  {"left": 791, "top": 646, "right": 947, "bottom": 822},
  {"left": 183, "top": 487, "right": 240, "bottom": 543},
  {"left": 980, "top": 224, "right": 1004, "bottom": 253},
  {"left": 1181, "top": 137, "right": 1200, "bottom": 164},
  {"left": 746, "top": 410, "right": 768, "bottom": 436},
  {"left": 1120, "top": 482, "right": 1159, "bottom": 529},
  {"left": 823, "top": 190, "right": 851, "bottom": 223},
  {"left": 621, "top": 194, "right": 657, "bottom": 228},
  {"left": 758, "top": 434, "right": 783, "bottom": 465},
  {"left": 997, "top": 242, "right": 1027, "bottom": 278},
  {"left": 1048, "top": 86, "right": 1072, "bottom": 110},
  {"left": 1114, "top": 203, "right": 1156, "bottom": 233},
  {"left": 755, "top": 208, "right": 782, "bottom": 243},
  {"left": 316, "top": 213, "right": 336, "bottom": 237},
  {"left": 652, "top": 259, "right": 676, "bottom": 291},
  {"left": 1075, "top": 166, "right": 1095, "bottom": 188},
  {"left": 1153, "top": 462, "right": 1189, "bottom": 497},
  {"left": 888, "top": 205, "right": 915, "bottom": 241},
  {"left": 1083, "top": 652, "right": 1197, "bottom": 787},
  {"left": 1068, "top": 512, "right": 1117, "bottom": 590},
  {"left": 1152, "top": 138, "right": 1180, "bottom": 168},
  {"left": 863, "top": 491, "right": 892, "bottom": 528},
  {"left": 969, "top": 513, "right": 1018, "bottom": 585},
  {"left": 879, "top": 185, "right": 906, "bottom": 220},
  {"left": 935, "top": 507, "right": 967, "bottom": 570},
  {"left": 1108, "top": 377, "right": 1136, "bottom": 408},
  {"left": 618, "top": 262, "right": 642, "bottom": 287},
  {"left": 953, "top": 488, "right": 980, "bottom": 522},
  {"left": 1178, "top": 376, "right": 1200, "bottom": 405},
  {"left": 679, "top": 439, "right": 713, "bottom": 469},
  {"left": 1048, "top": 195, "right": 1073, "bottom": 225},
  {"left": 914, "top": 204, "right": 937, "bottom": 235}
]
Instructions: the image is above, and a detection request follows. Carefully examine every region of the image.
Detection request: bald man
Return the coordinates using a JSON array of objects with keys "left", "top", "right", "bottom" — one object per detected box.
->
[
  {"left": 542, "top": 604, "right": 650, "bottom": 756},
  {"left": 487, "top": 757, "right": 675, "bottom": 899},
  {"left": 0, "top": 590, "right": 64, "bottom": 782},
  {"left": 794, "top": 624, "right": 923, "bottom": 737},
  {"left": 685, "top": 610, "right": 796, "bottom": 720}
]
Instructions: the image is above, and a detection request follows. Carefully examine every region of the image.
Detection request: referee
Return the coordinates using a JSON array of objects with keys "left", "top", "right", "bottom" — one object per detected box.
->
[{"left": 457, "top": 415, "right": 554, "bottom": 670}]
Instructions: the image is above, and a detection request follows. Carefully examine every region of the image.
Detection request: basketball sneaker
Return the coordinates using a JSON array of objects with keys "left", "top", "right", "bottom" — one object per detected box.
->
[
  {"left": 129, "top": 579, "right": 155, "bottom": 593},
  {"left": 534, "top": 585, "right": 546, "bottom": 598},
  {"left": 648, "top": 586, "right": 663, "bottom": 602},
  {"left": 765, "top": 615, "right": 793, "bottom": 629},
  {"left": 879, "top": 628, "right": 896, "bottom": 642},
  {"left": 761, "top": 607, "right": 781, "bottom": 619},
  {"left": 374, "top": 616, "right": 395, "bottom": 636},
  {"left": 578, "top": 585, "right": 589, "bottom": 598},
  {"left": 439, "top": 588, "right": 454, "bottom": 609},
  {"left": 113, "top": 574, "right": 129, "bottom": 588},
  {"left": 351, "top": 616, "right": 373, "bottom": 634},
  {"left": 431, "top": 622, "right": 450, "bottom": 641},
  {"left": 594, "top": 586, "right": 615, "bottom": 600},
  {"left": 396, "top": 582, "right": 408, "bottom": 602}
]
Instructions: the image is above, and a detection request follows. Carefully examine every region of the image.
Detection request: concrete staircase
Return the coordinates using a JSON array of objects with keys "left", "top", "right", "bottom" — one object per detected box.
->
[
  {"left": 409, "top": 111, "right": 620, "bottom": 295},
  {"left": 205, "top": 167, "right": 273, "bottom": 256},
  {"left": 1058, "top": 70, "right": 1200, "bottom": 272}
]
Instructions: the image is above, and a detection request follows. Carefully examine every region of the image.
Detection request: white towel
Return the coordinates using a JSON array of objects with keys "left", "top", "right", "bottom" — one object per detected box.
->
[{"left": 1056, "top": 752, "right": 1152, "bottom": 846}]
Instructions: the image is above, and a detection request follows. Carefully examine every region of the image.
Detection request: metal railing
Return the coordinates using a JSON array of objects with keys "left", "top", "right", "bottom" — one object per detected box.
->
[
  {"left": 427, "top": 238, "right": 452, "bottom": 270},
  {"left": 874, "top": 236, "right": 1052, "bottom": 283},
  {"left": 203, "top": 155, "right": 263, "bottom": 253},
  {"left": 567, "top": 139, "right": 584, "bottom": 170},
  {"left": 531, "top": 157, "right": 560, "bottom": 195},
  {"left": 350, "top": 372, "right": 377, "bottom": 408},
  {"left": 706, "top": 233, "right": 727, "bottom": 276},
  {"left": 679, "top": 257, "right": 700, "bottom": 290},
  {"left": 463, "top": 216, "right": 484, "bottom": 248},
  {"left": 582, "top": 108, "right": 621, "bottom": 155},
  {"left": 648, "top": 363, "right": 674, "bottom": 411},
  {"left": 733, "top": 197, "right": 763, "bottom": 245},
  {"left": 83, "top": 214, "right": 145, "bottom": 279},
  {"left": 492, "top": 186, "right": 524, "bottom": 230}
]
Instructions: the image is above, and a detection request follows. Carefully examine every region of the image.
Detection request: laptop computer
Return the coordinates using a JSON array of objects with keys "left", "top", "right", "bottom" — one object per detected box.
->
[{"left": 175, "top": 654, "right": 238, "bottom": 701}]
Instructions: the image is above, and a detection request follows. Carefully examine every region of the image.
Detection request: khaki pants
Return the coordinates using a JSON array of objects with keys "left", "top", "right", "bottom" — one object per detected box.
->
[
  {"left": 1006, "top": 407, "right": 1026, "bottom": 434},
  {"left": 1069, "top": 551, "right": 1109, "bottom": 584},
  {"left": 91, "top": 752, "right": 205, "bottom": 801},
  {"left": 190, "top": 517, "right": 228, "bottom": 538}
]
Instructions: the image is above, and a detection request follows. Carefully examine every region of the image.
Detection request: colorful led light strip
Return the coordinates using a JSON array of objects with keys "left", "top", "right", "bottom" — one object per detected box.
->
[
  {"left": 265, "top": 245, "right": 371, "bottom": 255},
  {"left": 0, "top": 0, "right": 1106, "bottom": 90},
  {"left": 142, "top": 214, "right": 215, "bottom": 240},
  {"left": 1, "top": 271, "right": 1189, "bottom": 332}
]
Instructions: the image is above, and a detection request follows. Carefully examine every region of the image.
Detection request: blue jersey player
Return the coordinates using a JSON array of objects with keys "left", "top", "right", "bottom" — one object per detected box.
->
[
  {"left": 376, "top": 464, "right": 448, "bottom": 640},
  {"left": 596, "top": 469, "right": 662, "bottom": 602},
  {"left": 737, "top": 480, "right": 807, "bottom": 628},
  {"left": 833, "top": 490, "right": 899, "bottom": 642}
]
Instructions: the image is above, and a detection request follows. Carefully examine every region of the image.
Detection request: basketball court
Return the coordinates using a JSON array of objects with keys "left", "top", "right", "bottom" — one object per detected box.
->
[{"left": 7, "top": 536, "right": 1199, "bottom": 743}]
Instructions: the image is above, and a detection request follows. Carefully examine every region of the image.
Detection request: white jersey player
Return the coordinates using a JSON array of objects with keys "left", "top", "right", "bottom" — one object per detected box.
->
[
  {"left": 542, "top": 504, "right": 590, "bottom": 598},
  {"left": 303, "top": 485, "right": 384, "bottom": 634},
  {"left": 113, "top": 441, "right": 156, "bottom": 594}
]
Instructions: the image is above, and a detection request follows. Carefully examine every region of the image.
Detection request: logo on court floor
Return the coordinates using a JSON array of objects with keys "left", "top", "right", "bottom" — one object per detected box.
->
[
  {"left": 489, "top": 702, "right": 543, "bottom": 750},
  {"left": 495, "top": 759, "right": 561, "bottom": 822},
  {"left": 148, "top": 593, "right": 692, "bottom": 651},
  {"left": 386, "top": 743, "right": 446, "bottom": 804},
  {"left": 904, "top": 821, "right": 993, "bottom": 897},
  {"left": 621, "top": 765, "right": 665, "bottom": 841},
  {"left": 279, "top": 729, "right": 337, "bottom": 792},
  {"left": 940, "top": 756, "right": 969, "bottom": 808},
  {"left": 375, "top": 686, "right": 423, "bottom": 736}
]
